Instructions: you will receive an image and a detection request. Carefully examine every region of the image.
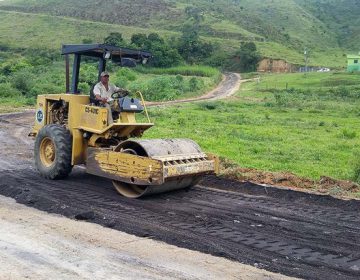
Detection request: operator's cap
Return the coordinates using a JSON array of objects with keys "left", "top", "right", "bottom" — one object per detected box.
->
[{"left": 100, "top": 71, "right": 110, "bottom": 77}]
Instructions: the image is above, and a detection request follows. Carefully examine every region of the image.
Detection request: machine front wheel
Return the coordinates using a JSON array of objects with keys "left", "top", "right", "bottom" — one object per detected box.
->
[{"left": 34, "top": 124, "right": 73, "bottom": 179}]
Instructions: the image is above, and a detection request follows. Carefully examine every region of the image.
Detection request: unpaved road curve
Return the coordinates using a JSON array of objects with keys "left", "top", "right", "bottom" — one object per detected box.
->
[
  {"left": 1, "top": 113, "right": 360, "bottom": 280},
  {"left": 146, "top": 72, "right": 241, "bottom": 106}
]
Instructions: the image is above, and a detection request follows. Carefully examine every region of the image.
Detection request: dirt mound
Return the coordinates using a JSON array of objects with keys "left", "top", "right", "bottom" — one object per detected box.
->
[
  {"left": 220, "top": 158, "right": 360, "bottom": 199},
  {"left": 318, "top": 176, "right": 360, "bottom": 192}
]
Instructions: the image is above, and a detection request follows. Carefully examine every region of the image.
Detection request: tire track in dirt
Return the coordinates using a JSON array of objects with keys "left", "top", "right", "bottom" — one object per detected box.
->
[{"left": 0, "top": 168, "right": 359, "bottom": 280}]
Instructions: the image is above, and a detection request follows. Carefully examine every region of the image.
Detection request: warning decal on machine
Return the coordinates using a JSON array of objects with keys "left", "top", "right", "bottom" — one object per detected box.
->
[{"left": 36, "top": 108, "right": 44, "bottom": 124}]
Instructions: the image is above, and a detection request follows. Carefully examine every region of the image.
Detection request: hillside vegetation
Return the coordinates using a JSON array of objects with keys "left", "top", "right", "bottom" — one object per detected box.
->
[
  {"left": 0, "top": 0, "right": 358, "bottom": 67},
  {"left": 295, "top": 0, "right": 360, "bottom": 49},
  {"left": 0, "top": 9, "right": 341, "bottom": 68},
  {"left": 0, "top": 0, "right": 354, "bottom": 48}
]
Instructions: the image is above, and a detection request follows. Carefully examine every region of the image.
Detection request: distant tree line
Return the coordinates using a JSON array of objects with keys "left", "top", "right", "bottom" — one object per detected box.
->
[{"left": 100, "top": 6, "right": 261, "bottom": 72}]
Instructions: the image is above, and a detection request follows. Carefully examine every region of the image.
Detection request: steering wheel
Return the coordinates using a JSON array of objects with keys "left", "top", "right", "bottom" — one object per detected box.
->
[{"left": 111, "top": 89, "right": 130, "bottom": 99}]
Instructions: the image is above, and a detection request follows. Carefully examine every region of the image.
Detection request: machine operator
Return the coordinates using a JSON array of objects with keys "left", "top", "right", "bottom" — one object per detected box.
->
[{"left": 93, "top": 71, "right": 121, "bottom": 124}]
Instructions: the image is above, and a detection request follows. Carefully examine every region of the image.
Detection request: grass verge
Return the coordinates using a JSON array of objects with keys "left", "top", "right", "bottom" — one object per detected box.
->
[
  {"left": 142, "top": 71, "right": 360, "bottom": 198},
  {"left": 135, "top": 65, "right": 221, "bottom": 78}
]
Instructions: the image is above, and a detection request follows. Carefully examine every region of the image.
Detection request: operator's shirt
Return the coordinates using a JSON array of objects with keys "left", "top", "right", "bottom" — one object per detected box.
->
[{"left": 93, "top": 82, "right": 120, "bottom": 102}]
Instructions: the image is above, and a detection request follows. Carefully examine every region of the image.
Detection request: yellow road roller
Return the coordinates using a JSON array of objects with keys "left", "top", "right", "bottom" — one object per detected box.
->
[{"left": 29, "top": 44, "right": 219, "bottom": 198}]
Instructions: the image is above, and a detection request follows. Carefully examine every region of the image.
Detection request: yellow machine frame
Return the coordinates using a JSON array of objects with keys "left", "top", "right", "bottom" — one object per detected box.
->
[
  {"left": 30, "top": 44, "right": 218, "bottom": 198},
  {"left": 30, "top": 93, "right": 154, "bottom": 165}
]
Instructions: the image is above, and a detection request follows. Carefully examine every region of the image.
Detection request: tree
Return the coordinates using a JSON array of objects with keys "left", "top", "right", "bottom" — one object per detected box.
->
[
  {"left": 82, "top": 38, "right": 93, "bottom": 44},
  {"left": 177, "top": 6, "right": 214, "bottom": 63},
  {"left": 233, "top": 42, "right": 261, "bottom": 72},
  {"left": 149, "top": 42, "right": 183, "bottom": 67},
  {"left": 147, "top": 33, "right": 164, "bottom": 45},
  {"left": 11, "top": 69, "right": 35, "bottom": 94},
  {"left": 104, "top": 32, "right": 125, "bottom": 47},
  {"left": 131, "top": 33, "right": 183, "bottom": 67},
  {"left": 177, "top": 23, "right": 214, "bottom": 64},
  {"left": 131, "top": 33, "right": 147, "bottom": 48}
]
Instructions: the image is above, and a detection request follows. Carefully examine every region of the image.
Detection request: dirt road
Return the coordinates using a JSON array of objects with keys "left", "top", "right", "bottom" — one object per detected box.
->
[
  {"left": 146, "top": 72, "right": 242, "bottom": 106},
  {"left": 1, "top": 112, "right": 360, "bottom": 280},
  {"left": 1, "top": 195, "right": 294, "bottom": 280}
]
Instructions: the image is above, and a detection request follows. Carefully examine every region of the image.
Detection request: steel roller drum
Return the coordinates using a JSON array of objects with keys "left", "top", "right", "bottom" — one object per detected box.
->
[{"left": 112, "top": 139, "right": 209, "bottom": 198}]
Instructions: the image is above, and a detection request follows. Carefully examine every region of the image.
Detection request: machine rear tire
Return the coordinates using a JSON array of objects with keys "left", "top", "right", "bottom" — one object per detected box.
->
[{"left": 34, "top": 124, "right": 73, "bottom": 179}]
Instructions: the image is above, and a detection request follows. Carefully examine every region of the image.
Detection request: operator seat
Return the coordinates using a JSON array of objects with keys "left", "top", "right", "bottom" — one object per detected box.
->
[{"left": 89, "top": 84, "right": 100, "bottom": 106}]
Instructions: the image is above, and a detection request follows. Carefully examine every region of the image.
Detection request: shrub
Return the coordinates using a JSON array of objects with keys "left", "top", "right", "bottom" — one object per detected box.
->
[
  {"left": 78, "top": 82, "right": 90, "bottom": 94},
  {"left": 24, "top": 48, "right": 57, "bottom": 67},
  {"left": 204, "top": 51, "right": 229, "bottom": 68},
  {"left": 131, "top": 33, "right": 147, "bottom": 48},
  {"left": 79, "top": 64, "right": 98, "bottom": 85},
  {"left": 25, "top": 97, "right": 36, "bottom": 106},
  {"left": 274, "top": 92, "right": 291, "bottom": 107},
  {"left": 28, "top": 83, "right": 63, "bottom": 97},
  {"left": 113, "top": 76, "right": 128, "bottom": 88},
  {"left": 341, "top": 129, "right": 357, "bottom": 139},
  {"left": 116, "top": 68, "right": 137, "bottom": 81},
  {"left": 0, "top": 83, "right": 22, "bottom": 98},
  {"left": 135, "top": 65, "right": 220, "bottom": 77},
  {"left": 144, "top": 76, "right": 179, "bottom": 101},
  {"left": 128, "top": 77, "right": 169, "bottom": 101},
  {"left": 11, "top": 69, "right": 36, "bottom": 94},
  {"left": 336, "top": 86, "right": 351, "bottom": 98},
  {"left": 189, "top": 77, "right": 203, "bottom": 91},
  {"left": 104, "top": 32, "right": 126, "bottom": 47},
  {"left": 82, "top": 38, "right": 93, "bottom": 44},
  {"left": 175, "top": 75, "right": 184, "bottom": 82},
  {"left": 197, "top": 102, "right": 220, "bottom": 110},
  {"left": 0, "top": 58, "right": 33, "bottom": 75},
  {"left": 351, "top": 152, "right": 360, "bottom": 184},
  {"left": 148, "top": 43, "right": 183, "bottom": 67},
  {"left": 128, "top": 75, "right": 205, "bottom": 101}
]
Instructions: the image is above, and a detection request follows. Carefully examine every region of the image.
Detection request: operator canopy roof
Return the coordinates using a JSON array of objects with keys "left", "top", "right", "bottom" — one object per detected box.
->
[{"left": 61, "top": 44, "right": 152, "bottom": 61}]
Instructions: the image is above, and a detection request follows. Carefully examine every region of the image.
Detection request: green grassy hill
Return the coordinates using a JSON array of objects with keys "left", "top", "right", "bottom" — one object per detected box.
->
[
  {"left": 295, "top": 0, "right": 360, "bottom": 49},
  {"left": 0, "top": 10, "right": 317, "bottom": 67},
  {"left": 1, "top": 0, "right": 358, "bottom": 51},
  {"left": 0, "top": 0, "right": 358, "bottom": 67},
  {"left": 0, "top": 10, "right": 174, "bottom": 50}
]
